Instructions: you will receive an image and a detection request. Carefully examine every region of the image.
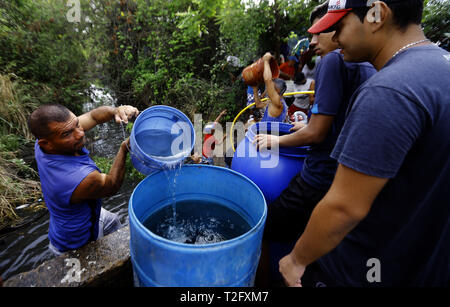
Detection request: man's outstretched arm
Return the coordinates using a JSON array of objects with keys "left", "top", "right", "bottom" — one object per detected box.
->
[
  {"left": 279, "top": 164, "right": 388, "bottom": 286},
  {"left": 70, "top": 139, "right": 129, "bottom": 204},
  {"left": 78, "top": 105, "right": 139, "bottom": 132},
  {"left": 253, "top": 113, "right": 334, "bottom": 150}
]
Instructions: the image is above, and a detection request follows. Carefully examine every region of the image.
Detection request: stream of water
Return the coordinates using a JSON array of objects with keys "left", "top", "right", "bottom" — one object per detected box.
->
[{"left": 0, "top": 85, "right": 139, "bottom": 281}]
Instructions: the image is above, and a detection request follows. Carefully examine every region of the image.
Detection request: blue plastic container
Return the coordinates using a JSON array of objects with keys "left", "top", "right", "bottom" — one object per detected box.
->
[
  {"left": 128, "top": 165, "right": 267, "bottom": 287},
  {"left": 231, "top": 122, "right": 308, "bottom": 204},
  {"left": 232, "top": 122, "right": 309, "bottom": 284},
  {"left": 130, "top": 105, "right": 195, "bottom": 175}
]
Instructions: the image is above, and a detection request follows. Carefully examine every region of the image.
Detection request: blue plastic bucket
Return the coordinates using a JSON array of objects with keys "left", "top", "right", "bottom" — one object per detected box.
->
[
  {"left": 128, "top": 165, "right": 267, "bottom": 287},
  {"left": 130, "top": 105, "right": 195, "bottom": 175},
  {"left": 231, "top": 122, "right": 308, "bottom": 204},
  {"left": 231, "top": 122, "right": 309, "bottom": 284}
]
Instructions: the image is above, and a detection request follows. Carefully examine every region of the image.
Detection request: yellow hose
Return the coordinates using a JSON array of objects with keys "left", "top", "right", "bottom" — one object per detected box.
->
[{"left": 230, "top": 91, "right": 315, "bottom": 152}]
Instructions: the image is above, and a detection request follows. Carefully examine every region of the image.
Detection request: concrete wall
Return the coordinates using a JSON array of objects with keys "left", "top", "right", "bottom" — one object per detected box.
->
[{"left": 3, "top": 226, "right": 133, "bottom": 287}]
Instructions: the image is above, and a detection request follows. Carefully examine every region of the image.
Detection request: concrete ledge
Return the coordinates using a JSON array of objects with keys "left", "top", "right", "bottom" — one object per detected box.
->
[{"left": 3, "top": 225, "right": 133, "bottom": 287}]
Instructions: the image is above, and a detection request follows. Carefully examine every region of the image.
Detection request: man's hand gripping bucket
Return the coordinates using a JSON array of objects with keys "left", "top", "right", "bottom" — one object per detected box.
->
[{"left": 128, "top": 105, "right": 195, "bottom": 175}]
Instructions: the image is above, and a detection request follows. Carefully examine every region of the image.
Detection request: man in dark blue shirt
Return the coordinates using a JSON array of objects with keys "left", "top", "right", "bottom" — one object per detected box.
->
[
  {"left": 280, "top": 0, "right": 450, "bottom": 287},
  {"left": 254, "top": 1, "right": 376, "bottom": 286}
]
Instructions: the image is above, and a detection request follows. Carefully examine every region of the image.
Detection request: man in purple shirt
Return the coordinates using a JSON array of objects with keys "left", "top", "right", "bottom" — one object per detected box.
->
[{"left": 29, "top": 104, "right": 138, "bottom": 255}]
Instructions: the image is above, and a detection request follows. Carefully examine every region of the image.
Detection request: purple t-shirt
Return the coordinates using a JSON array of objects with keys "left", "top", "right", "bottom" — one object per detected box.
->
[{"left": 35, "top": 141, "right": 101, "bottom": 252}]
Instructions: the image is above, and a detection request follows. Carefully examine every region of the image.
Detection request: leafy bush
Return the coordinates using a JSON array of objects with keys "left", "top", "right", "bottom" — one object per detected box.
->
[
  {"left": 0, "top": 0, "right": 91, "bottom": 114},
  {"left": 0, "top": 149, "right": 41, "bottom": 228},
  {"left": 92, "top": 155, "right": 146, "bottom": 182}
]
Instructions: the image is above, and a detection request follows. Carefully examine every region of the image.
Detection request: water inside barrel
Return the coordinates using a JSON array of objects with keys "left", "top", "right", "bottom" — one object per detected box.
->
[{"left": 143, "top": 199, "right": 251, "bottom": 245}]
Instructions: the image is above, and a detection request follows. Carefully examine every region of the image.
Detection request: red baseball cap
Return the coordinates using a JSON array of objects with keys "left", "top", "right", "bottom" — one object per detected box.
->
[
  {"left": 308, "top": 0, "right": 373, "bottom": 34},
  {"left": 308, "top": 9, "right": 351, "bottom": 34}
]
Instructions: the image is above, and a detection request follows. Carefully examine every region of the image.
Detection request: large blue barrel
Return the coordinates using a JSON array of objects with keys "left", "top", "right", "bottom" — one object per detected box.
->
[
  {"left": 128, "top": 165, "right": 267, "bottom": 287},
  {"left": 130, "top": 105, "right": 195, "bottom": 175},
  {"left": 232, "top": 122, "right": 309, "bottom": 284},
  {"left": 231, "top": 122, "right": 308, "bottom": 204}
]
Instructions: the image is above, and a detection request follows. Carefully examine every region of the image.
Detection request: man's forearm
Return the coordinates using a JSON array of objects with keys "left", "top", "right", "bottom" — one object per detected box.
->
[
  {"left": 263, "top": 60, "right": 273, "bottom": 82},
  {"left": 289, "top": 163, "right": 383, "bottom": 266},
  {"left": 253, "top": 87, "right": 266, "bottom": 109},
  {"left": 79, "top": 106, "right": 117, "bottom": 132},
  {"left": 279, "top": 114, "right": 334, "bottom": 147},
  {"left": 70, "top": 141, "right": 130, "bottom": 203},
  {"left": 290, "top": 196, "right": 363, "bottom": 266},
  {"left": 279, "top": 165, "right": 385, "bottom": 286},
  {"left": 89, "top": 106, "right": 117, "bottom": 125},
  {"left": 104, "top": 141, "right": 128, "bottom": 195},
  {"left": 80, "top": 105, "right": 139, "bottom": 132},
  {"left": 278, "top": 125, "right": 316, "bottom": 147}
]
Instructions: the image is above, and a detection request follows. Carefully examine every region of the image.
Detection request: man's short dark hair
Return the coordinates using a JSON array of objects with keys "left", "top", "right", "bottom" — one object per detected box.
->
[
  {"left": 353, "top": 0, "right": 424, "bottom": 30},
  {"left": 273, "top": 78, "right": 287, "bottom": 96},
  {"left": 28, "top": 104, "right": 72, "bottom": 139},
  {"left": 310, "top": 1, "right": 329, "bottom": 25}
]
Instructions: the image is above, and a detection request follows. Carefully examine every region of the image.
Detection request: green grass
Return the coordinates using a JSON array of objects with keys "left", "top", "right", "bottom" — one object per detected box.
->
[
  {"left": 0, "top": 73, "right": 41, "bottom": 227},
  {"left": 0, "top": 150, "right": 41, "bottom": 229},
  {"left": 0, "top": 134, "right": 26, "bottom": 152},
  {"left": 91, "top": 155, "right": 146, "bottom": 182}
]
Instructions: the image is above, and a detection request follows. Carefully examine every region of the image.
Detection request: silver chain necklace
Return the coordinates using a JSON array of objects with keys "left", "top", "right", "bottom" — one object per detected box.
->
[{"left": 392, "top": 39, "right": 429, "bottom": 58}]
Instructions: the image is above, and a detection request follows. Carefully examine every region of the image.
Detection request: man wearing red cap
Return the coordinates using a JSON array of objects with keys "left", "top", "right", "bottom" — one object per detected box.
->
[{"left": 279, "top": 0, "right": 450, "bottom": 287}]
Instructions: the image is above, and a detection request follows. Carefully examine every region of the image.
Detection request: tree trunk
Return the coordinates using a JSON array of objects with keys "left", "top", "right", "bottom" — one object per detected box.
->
[{"left": 273, "top": 0, "right": 281, "bottom": 62}]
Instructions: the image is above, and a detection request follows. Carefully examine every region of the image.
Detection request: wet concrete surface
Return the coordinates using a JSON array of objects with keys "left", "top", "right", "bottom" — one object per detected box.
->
[{"left": 3, "top": 226, "right": 133, "bottom": 287}]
